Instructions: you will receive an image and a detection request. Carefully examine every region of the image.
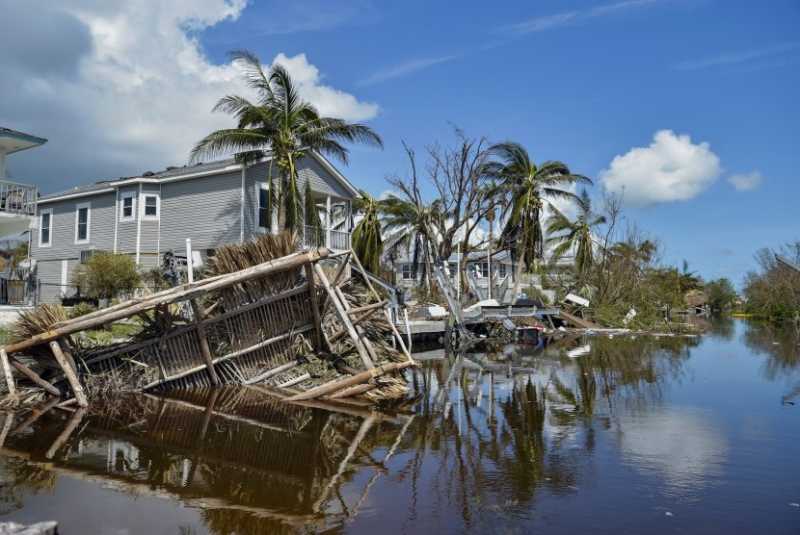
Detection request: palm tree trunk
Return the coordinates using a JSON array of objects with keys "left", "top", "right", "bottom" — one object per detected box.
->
[{"left": 512, "top": 249, "right": 525, "bottom": 302}]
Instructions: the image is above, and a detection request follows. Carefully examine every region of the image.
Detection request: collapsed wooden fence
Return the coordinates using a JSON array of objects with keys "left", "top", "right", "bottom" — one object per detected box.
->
[{"left": 0, "top": 247, "right": 415, "bottom": 409}]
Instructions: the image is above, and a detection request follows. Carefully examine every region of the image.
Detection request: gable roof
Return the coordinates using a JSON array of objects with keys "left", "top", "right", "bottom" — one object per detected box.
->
[{"left": 38, "top": 151, "right": 359, "bottom": 204}]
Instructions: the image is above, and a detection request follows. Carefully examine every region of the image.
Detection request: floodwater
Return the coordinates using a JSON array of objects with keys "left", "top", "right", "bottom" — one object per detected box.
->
[{"left": 0, "top": 319, "right": 798, "bottom": 534}]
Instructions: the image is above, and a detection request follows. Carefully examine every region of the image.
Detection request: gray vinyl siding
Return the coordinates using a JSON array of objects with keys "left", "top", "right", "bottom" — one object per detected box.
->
[
  {"left": 31, "top": 154, "right": 356, "bottom": 303},
  {"left": 242, "top": 156, "right": 352, "bottom": 238},
  {"left": 31, "top": 192, "right": 116, "bottom": 261},
  {"left": 36, "top": 259, "right": 79, "bottom": 303},
  {"left": 139, "top": 183, "right": 160, "bottom": 259},
  {"left": 116, "top": 185, "right": 138, "bottom": 254},
  {"left": 159, "top": 171, "right": 242, "bottom": 253}
]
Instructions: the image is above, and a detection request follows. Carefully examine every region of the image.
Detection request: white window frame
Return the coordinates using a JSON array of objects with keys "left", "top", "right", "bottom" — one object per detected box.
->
[
  {"left": 74, "top": 202, "right": 91, "bottom": 245},
  {"left": 38, "top": 208, "right": 53, "bottom": 248},
  {"left": 120, "top": 191, "right": 137, "bottom": 222},
  {"left": 401, "top": 263, "right": 415, "bottom": 280},
  {"left": 141, "top": 193, "right": 160, "bottom": 221},
  {"left": 255, "top": 182, "right": 270, "bottom": 232}
]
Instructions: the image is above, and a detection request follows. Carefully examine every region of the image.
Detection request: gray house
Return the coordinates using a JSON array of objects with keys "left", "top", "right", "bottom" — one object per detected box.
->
[{"left": 31, "top": 152, "right": 357, "bottom": 303}]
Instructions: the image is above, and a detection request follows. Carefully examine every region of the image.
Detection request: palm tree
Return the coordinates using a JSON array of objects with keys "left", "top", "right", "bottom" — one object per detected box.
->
[
  {"left": 381, "top": 195, "right": 441, "bottom": 291},
  {"left": 191, "top": 50, "right": 382, "bottom": 232},
  {"left": 351, "top": 191, "right": 383, "bottom": 274},
  {"left": 486, "top": 142, "right": 591, "bottom": 298},
  {"left": 545, "top": 189, "right": 606, "bottom": 279}
]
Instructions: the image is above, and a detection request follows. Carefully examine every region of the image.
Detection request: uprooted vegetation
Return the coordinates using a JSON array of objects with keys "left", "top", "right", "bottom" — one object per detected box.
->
[{"left": 0, "top": 232, "right": 414, "bottom": 409}]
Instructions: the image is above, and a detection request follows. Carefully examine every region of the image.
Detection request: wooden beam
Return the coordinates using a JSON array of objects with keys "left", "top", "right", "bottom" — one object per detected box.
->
[
  {"left": 304, "top": 263, "right": 324, "bottom": 350},
  {"left": 349, "top": 252, "right": 414, "bottom": 363},
  {"left": 312, "top": 263, "right": 374, "bottom": 370},
  {"left": 10, "top": 359, "right": 60, "bottom": 397},
  {"left": 0, "top": 349, "right": 16, "bottom": 397},
  {"left": 49, "top": 341, "right": 87, "bottom": 407},
  {"left": 190, "top": 301, "right": 220, "bottom": 386},
  {"left": 46, "top": 407, "right": 86, "bottom": 459},
  {"left": 286, "top": 361, "right": 413, "bottom": 401}
]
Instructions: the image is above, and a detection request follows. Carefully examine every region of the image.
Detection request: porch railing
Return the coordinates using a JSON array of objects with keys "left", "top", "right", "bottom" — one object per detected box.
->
[
  {"left": 0, "top": 180, "right": 37, "bottom": 216},
  {"left": 301, "top": 225, "right": 351, "bottom": 250},
  {"left": 329, "top": 229, "right": 351, "bottom": 250}
]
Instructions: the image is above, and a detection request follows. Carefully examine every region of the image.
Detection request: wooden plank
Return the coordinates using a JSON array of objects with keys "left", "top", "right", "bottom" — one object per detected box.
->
[
  {"left": 349, "top": 252, "right": 414, "bottom": 362},
  {"left": 286, "top": 361, "right": 414, "bottom": 401},
  {"left": 304, "top": 264, "right": 324, "bottom": 350},
  {"left": 313, "top": 263, "right": 374, "bottom": 370},
  {"left": 190, "top": 301, "right": 220, "bottom": 386},
  {"left": 10, "top": 359, "right": 60, "bottom": 397},
  {"left": 0, "top": 349, "right": 16, "bottom": 397},
  {"left": 50, "top": 341, "right": 87, "bottom": 407}
]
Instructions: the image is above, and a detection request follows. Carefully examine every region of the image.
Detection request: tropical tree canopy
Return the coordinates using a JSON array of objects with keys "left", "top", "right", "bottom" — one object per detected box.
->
[
  {"left": 351, "top": 191, "right": 384, "bottom": 274},
  {"left": 546, "top": 189, "right": 606, "bottom": 278},
  {"left": 486, "top": 142, "right": 591, "bottom": 271},
  {"left": 191, "top": 50, "right": 382, "bottom": 231},
  {"left": 381, "top": 194, "right": 441, "bottom": 287}
]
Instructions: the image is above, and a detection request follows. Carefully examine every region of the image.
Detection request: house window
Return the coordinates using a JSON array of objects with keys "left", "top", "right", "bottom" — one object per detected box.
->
[
  {"left": 257, "top": 183, "right": 270, "bottom": 231},
  {"left": 476, "top": 262, "right": 489, "bottom": 278},
  {"left": 401, "top": 263, "right": 415, "bottom": 280},
  {"left": 39, "top": 209, "right": 52, "bottom": 247},
  {"left": 75, "top": 202, "right": 90, "bottom": 244},
  {"left": 498, "top": 263, "right": 507, "bottom": 278},
  {"left": 448, "top": 262, "right": 457, "bottom": 278},
  {"left": 120, "top": 192, "right": 136, "bottom": 221},
  {"left": 142, "top": 194, "right": 159, "bottom": 220}
]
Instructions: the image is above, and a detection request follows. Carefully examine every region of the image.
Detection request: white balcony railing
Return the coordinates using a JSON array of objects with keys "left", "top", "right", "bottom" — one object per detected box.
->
[
  {"left": 0, "top": 180, "right": 37, "bottom": 216},
  {"left": 301, "top": 225, "right": 351, "bottom": 250}
]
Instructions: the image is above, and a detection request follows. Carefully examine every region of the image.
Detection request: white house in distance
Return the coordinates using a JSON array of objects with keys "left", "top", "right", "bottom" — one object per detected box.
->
[{"left": 0, "top": 127, "right": 42, "bottom": 237}]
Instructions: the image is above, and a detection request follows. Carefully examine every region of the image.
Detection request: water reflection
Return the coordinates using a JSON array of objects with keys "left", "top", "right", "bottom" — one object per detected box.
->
[{"left": 0, "top": 322, "right": 797, "bottom": 534}]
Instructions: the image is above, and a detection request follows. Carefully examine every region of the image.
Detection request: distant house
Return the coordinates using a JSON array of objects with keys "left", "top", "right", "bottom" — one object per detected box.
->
[
  {"left": 31, "top": 151, "right": 357, "bottom": 303},
  {"left": 390, "top": 249, "right": 574, "bottom": 304}
]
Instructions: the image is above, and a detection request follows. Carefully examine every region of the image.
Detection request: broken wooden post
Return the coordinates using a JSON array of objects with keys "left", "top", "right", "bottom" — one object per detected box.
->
[
  {"left": 10, "top": 359, "right": 60, "bottom": 397},
  {"left": 49, "top": 341, "right": 87, "bottom": 407},
  {"left": 312, "top": 262, "right": 374, "bottom": 370},
  {"left": 0, "top": 349, "right": 16, "bottom": 397},
  {"left": 286, "top": 361, "right": 414, "bottom": 401},
  {"left": 304, "top": 263, "right": 324, "bottom": 351},
  {"left": 189, "top": 301, "right": 220, "bottom": 386},
  {"left": 349, "top": 252, "right": 414, "bottom": 363}
]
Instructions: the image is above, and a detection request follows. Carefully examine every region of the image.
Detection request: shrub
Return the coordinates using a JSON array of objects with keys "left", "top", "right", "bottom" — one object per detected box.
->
[
  {"left": 72, "top": 253, "right": 141, "bottom": 300},
  {"left": 69, "top": 301, "right": 98, "bottom": 319}
]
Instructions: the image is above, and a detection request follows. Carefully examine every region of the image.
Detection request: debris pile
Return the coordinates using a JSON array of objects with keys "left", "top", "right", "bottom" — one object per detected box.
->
[{"left": 0, "top": 233, "right": 415, "bottom": 409}]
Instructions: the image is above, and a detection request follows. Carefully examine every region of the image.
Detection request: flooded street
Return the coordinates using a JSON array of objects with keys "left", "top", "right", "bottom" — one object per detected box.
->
[{"left": 0, "top": 319, "right": 797, "bottom": 534}]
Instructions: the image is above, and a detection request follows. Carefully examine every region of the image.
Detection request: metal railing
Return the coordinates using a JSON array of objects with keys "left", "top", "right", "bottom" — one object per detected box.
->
[
  {"left": 301, "top": 225, "right": 326, "bottom": 249},
  {"left": 329, "top": 229, "right": 351, "bottom": 250},
  {"left": 0, "top": 180, "right": 37, "bottom": 215}
]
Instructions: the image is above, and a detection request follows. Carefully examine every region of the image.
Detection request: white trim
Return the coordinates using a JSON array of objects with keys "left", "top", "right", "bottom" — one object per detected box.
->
[
  {"left": 156, "top": 183, "right": 162, "bottom": 257},
  {"left": 240, "top": 166, "right": 246, "bottom": 243},
  {"left": 255, "top": 181, "right": 270, "bottom": 233},
  {"left": 38, "top": 208, "right": 53, "bottom": 248},
  {"left": 74, "top": 201, "right": 91, "bottom": 244},
  {"left": 38, "top": 188, "right": 115, "bottom": 205},
  {"left": 141, "top": 192, "right": 160, "bottom": 221},
  {"left": 37, "top": 151, "right": 357, "bottom": 206},
  {"left": 119, "top": 190, "right": 137, "bottom": 222},
  {"left": 135, "top": 184, "right": 142, "bottom": 266},
  {"left": 113, "top": 188, "right": 119, "bottom": 253}
]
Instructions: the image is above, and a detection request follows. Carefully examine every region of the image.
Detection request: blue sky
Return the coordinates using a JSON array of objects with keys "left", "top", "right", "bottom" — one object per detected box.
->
[{"left": 2, "top": 0, "right": 798, "bottom": 285}]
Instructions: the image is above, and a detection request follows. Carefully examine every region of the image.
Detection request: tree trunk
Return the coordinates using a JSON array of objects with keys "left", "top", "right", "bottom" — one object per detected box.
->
[{"left": 512, "top": 248, "right": 525, "bottom": 302}]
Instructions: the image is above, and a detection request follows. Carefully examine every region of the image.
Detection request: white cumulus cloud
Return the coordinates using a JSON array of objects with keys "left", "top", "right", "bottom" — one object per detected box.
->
[
  {"left": 0, "top": 0, "right": 378, "bottom": 192},
  {"left": 600, "top": 130, "right": 722, "bottom": 206},
  {"left": 728, "top": 171, "right": 763, "bottom": 191}
]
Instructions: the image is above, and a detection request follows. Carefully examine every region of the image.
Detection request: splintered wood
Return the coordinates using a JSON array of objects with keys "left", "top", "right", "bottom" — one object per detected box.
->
[{"left": 0, "top": 245, "right": 414, "bottom": 407}]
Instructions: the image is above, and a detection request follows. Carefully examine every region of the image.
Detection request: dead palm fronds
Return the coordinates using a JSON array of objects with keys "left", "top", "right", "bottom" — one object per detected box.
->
[
  {"left": 10, "top": 305, "right": 72, "bottom": 357},
  {"left": 206, "top": 231, "right": 302, "bottom": 307}
]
